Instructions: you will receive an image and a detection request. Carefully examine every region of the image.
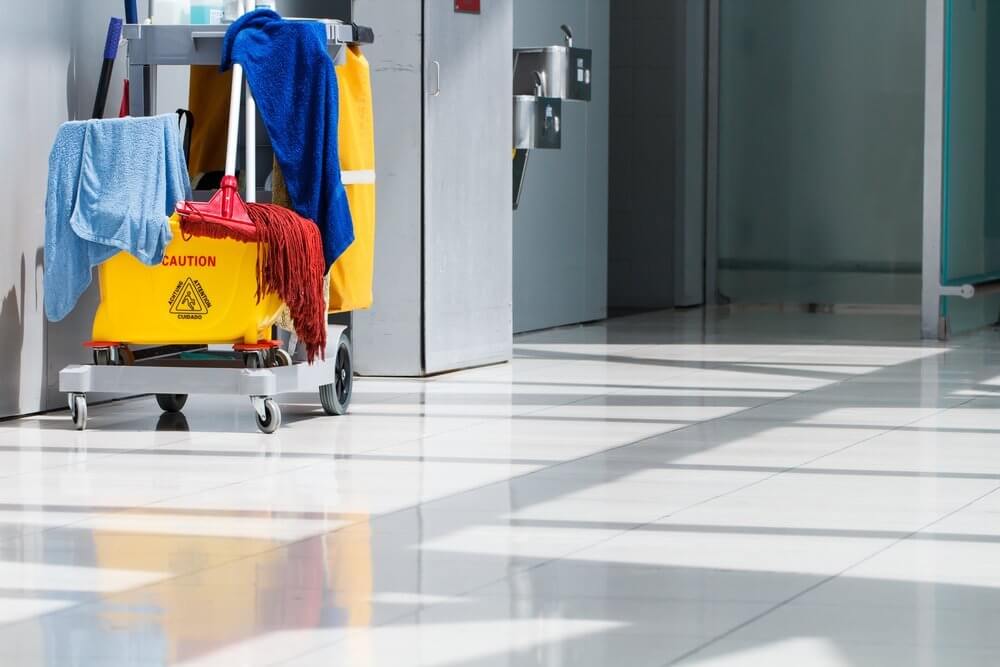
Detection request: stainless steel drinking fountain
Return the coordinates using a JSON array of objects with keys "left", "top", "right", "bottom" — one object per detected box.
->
[
  {"left": 512, "top": 25, "right": 592, "bottom": 209},
  {"left": 513, "top": 25, "right": 592, "bottom": 102}
]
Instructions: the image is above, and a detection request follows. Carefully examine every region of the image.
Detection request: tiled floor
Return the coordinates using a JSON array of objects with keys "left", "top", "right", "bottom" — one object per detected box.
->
[{"left": 1, "top": 308, "right": 1000, "bottom": 665}]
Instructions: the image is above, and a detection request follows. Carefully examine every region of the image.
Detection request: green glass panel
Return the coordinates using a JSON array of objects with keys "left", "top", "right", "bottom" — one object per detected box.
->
[
  {"left": 717, "top": 0, "right": 924, "bottom": 305},
  {"left": 941, "top": 0, "right": 1000, "bottom": 333}
]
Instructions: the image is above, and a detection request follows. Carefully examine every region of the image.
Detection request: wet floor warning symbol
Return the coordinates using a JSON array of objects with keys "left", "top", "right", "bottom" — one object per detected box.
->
[{"left": 168, "top": 278, "right": 212, "bottom": 320}]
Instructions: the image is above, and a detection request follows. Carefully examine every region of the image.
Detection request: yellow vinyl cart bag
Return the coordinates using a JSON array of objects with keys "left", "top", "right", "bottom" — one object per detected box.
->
[{"left": 329, "top": 45, "right": 376, "bottom": 313}]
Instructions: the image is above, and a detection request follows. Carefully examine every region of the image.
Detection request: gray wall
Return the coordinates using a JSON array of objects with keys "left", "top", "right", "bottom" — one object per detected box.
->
[
  {"left": 0, "top": 3, "right": 74, "bottom": 418},
  {"left": 1, "top": 1, "right": 153, "bottom": 418},
  {"left": 608, "top": 0, "right": 675, "bottom": 311},
  {"left": 513, "top": 0, "right": 610, "bottom": 333},
  {"left": 608, "top": 0, "right": 707, "bottom": 312}
]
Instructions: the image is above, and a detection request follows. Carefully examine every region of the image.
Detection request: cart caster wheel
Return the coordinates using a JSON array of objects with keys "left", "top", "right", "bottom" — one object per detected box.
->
[
  {"left": 255, "top": 399, "right": 281, "bottom": 434},
  {"left": 70, "top": 394, "right": 88, "bottom": 431},
  {"left": 320, "top": 333, "right": 352, "bottom": 416},
  {"left": 155, "top": 394, "right": 188, "bottom": 413},
  {"left": 92, "top": 345, "right": 132, "bottom": 366},
  {"left": 244, "top": 352, "right": 263, "bottom": 369},
  {"left": 274, "top": 349, "right": 293, "bottom": 367}
]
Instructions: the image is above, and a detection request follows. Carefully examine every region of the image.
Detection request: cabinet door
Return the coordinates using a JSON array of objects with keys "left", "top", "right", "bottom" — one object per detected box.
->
[{"left": 423, "top": 0, "right": 513, "bottom": 373}]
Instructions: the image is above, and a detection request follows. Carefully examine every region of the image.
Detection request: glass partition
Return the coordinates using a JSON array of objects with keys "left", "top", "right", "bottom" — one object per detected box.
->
[
  {"left": 941, "top": 0, "right": 1000, "bottom": 332},
  {"left": 716, "top": 0, "right": 924, "bottom": 305}
]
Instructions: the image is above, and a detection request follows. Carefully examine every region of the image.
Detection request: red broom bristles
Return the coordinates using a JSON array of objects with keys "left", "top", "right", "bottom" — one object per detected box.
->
[{"left": 179, "top": 203, "right": 327, "bottom": 362}]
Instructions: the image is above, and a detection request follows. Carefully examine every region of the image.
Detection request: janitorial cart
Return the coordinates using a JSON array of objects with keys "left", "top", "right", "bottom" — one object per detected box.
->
[{"left": 59, "top": 7, "right": 374, "bottom": 434}]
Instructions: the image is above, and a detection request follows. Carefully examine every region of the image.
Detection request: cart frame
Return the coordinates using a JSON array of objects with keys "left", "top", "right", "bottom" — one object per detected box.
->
[{"left": 58, "top": 18, "right": 370, "bottom": 433}]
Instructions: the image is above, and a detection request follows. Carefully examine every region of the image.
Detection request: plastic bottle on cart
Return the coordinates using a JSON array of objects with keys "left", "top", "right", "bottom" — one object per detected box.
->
[
  {"left": 191, "top": 0, "right": 224, "bottom": 24},
  {"left": 152, "top": 0, "right": 190, "bottom": 23},
  {"left": 223, "top": 0, "right": 242, "bottom": 21}
]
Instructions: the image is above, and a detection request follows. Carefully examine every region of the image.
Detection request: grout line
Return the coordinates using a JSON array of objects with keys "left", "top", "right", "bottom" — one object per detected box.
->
[
  {"left": 435, "top": 396, "right": 976, "bottom": 615},
  {"left": 0, "top": 327, "right": 966, "bottom": 662},
  {"left": 658, "top": 395, "right": 988, "bottom": 664},
  {"left": 664, "top": 469, "right": 1000, "bottom": 666},
  {"left": 0, "top": 336, "right": 683, "bottom": 634},
  {"left": 0, "top": 427, "right": 196, "bottom": 483},
  {"left": 0, "top": 341, "right": 807, "bottom": 647},
  {"left": 272, "top": 346, "right": 952, "bottom": 663}
]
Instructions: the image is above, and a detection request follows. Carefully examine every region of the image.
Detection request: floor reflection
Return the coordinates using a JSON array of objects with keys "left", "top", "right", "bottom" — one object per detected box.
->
[{"left": 0, "top": 310, "right": 996, "bottom": 665}]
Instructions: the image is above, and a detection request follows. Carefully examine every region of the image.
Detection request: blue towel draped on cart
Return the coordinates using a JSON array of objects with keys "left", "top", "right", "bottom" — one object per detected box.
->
[
  {"left": 44, "top": 114, "right": 191, "bottom": 322},
  {"left": 222, "top": 9, "right": 354, "bottom": 270}
]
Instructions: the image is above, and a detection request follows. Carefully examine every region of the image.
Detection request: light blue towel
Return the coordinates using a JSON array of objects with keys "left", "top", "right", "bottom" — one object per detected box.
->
[{"left": 44, "top": 114, "right": 191, "bottom": 322}]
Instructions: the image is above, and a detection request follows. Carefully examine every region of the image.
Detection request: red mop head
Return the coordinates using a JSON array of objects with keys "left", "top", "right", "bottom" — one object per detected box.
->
[
  {"left": 175, "top": 175, "right": 256, "bottom": 238},
  {"left": 178, "top": 186, "right": 327, "bottom": 362},
  {"left": 247, "top": 203, "right": 327, "bottom": 362}
]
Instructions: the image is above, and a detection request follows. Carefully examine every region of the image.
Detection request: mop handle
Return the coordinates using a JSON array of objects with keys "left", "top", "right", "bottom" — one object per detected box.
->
[
  {"left": 224, "top": 0, "right": 257, "bottom": 203},
  {"left": 223, "top": 0, "right": 254, "bottom": 179},
  {"left": 224, "top": 64, "right": 243, "bottom": 178}
]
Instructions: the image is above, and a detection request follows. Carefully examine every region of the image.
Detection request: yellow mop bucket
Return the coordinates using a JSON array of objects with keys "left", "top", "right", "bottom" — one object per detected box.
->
[{"left": 91, "top": 214, "right": 283, "bottom": 345}]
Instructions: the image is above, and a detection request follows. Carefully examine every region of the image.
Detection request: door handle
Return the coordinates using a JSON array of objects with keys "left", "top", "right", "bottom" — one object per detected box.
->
[{"left": 430, "top": 60, "right": 441, "bottom": 97}]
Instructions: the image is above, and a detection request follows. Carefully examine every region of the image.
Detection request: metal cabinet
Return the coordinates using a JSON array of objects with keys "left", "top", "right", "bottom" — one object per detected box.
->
[
  {"left": 353, "top": 0, "right": 513, "bottom": 375},
  {"left": 423, "top": 0, "right": 513, "bottom": 373}
]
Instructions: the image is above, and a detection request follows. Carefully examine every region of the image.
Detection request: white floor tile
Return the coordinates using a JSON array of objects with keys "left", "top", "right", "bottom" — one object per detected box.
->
[{"left": 0, "top": 310, "right": 998, "bottom": 666}]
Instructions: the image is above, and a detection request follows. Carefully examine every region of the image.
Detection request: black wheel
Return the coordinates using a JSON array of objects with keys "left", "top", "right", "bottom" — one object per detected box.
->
[
  {"left": 156, "top": 412, "right": 190, "bottom": 432},
  {"left": 319, "top": 334, "right": 352, "bottom": 416},
  {"left": 155, "top": 394, "right": 188, "bottom": 413},
  {"left": 70, "top": 394, "right": 88, "bottom": 431},
  {"left": 93, "top": 348, "right": 113, "bottom": 366},
  {"left": 255, "top": 399, "right": 281, "bottom": 434},
  {"left": 245, "top": 353, "right": 261, "bottom": 369}
]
